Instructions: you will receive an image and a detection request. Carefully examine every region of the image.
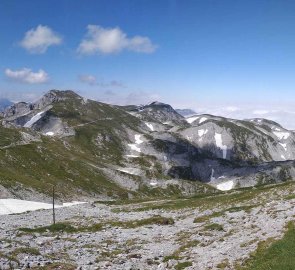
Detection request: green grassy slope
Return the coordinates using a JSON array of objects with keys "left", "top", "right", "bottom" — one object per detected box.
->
[
  {"left": 238, "top": 221, "right": 295, "bottom": 270},
  {"left": 0, "top": 131, "right": 130, "bottom": 199}
]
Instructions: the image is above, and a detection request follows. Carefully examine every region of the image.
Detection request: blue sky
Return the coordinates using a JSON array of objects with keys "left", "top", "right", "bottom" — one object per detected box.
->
[{"left": 1, "top": 0, "right": 295, "bottom": 127}]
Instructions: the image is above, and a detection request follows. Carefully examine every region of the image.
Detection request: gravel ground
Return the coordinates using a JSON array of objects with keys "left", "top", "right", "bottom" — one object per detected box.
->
[{"left": 1, "top": 183, "right": 295, "bottom": 270}]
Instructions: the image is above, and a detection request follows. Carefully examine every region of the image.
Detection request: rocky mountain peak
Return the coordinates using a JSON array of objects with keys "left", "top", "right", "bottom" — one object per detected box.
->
[
  {"left": 48, "top": 89, "right": 82, "bottom": 98},
  {"left": 34, "top": 89, "right": 83, "bottom": 110},
  {"left": 144, "top": 101, "right": 175, "bottom": 112},
  {"left": 2, "top": 90, "right": 83, "bottom": 119},
  {"left": 132, "top": 101, "right": 186, "bottom": 125},
  {"left": 147, "top": 101, "right": 167, "bottom": 106}
]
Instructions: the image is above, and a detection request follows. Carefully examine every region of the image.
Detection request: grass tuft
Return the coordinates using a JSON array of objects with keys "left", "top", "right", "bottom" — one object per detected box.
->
[
  {"left": 204, "top": 223, "right": 224, "bottom": 231},
  {"left": 175, "top": 261, "right": 193, "bottom": 269}
]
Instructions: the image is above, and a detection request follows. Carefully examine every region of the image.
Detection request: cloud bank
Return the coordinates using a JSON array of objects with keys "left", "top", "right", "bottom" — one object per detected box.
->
[{"left": 192, "top": 105, "right": 295, "bottom": 130}]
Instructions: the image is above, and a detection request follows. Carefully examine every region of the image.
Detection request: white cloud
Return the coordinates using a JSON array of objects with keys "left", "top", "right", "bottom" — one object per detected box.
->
[
  {"left": 79, "top": 74, "right": 125, "bottom": 88},
  {"left": 79, "top": 75, "right": 97, "bottom": 85},
  {"left": 20, "top": 25, "right": 62, "bottom": 54},
  {"left": 108, "top": 80, "right": 125, "bottom": 88},
  {"left": 5, "top": 68, "right": 49, "bottom": 84},
  {"left": 77, "top": 25, "right": 157, "bottom": 55}
]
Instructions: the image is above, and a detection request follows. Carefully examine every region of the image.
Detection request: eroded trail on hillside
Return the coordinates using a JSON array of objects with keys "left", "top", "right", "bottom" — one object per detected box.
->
[{"left": 1, "top": 182, "right": 295, "bottom": 269}]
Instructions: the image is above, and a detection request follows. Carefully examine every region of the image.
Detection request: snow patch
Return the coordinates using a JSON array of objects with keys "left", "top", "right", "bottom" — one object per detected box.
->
[
  {"left": 125, "top": 154, "right": 140, "bottom": 158},
  {"left": 24, "top": 111, "right": 45, "bottom": 128},
  {"left": 210, "top": 168, "right": 215, "bottom": 181},
  {"left": 199, "top": 117, "right": 207, "bottom": 124},
  {"left": 61, "top": 201, "right": 86, "bottom": 207},
  {"left": 128, "top": 144, "right": 141, "bottom": 152},
  {"left": 145, "top": 122, "right": 154, "bottom": 131},
  {"left": 150, "top": 182, "right": 157, "bottom": 186},
  {"left": 279, "top": 143, "right": 287, "bottom": 151},
  {"left": 216, "top": 180, "right": 234, "bottom": 191},
  {"left": 45, "top": 131, "right": 54, "bottom": 136},
  {"left": 128, "top": 134, "right": 143, "bottom": 153},
  {"left": 214, "top": 133, "right": 228, "bottom": 159},
  {"left": 186, "top": 116, "right": 199, "bottom": 124},
  {"left": 135, "top": 134, "right": 143, "bottom": 144},
  {"left": 273, "top": 132, "right": 290, "bottom": 140},
  {"left": 198, "top": 129, "right": 208, "bottom": 137},
  {"left": 0, "top": 199, "right": 85, "bottom": 215},
  {"left": 186, "top": 135, "right": 192, "bottom": 141},
  {"left": 116, "top": 168, "right": 140, "bottom": 175},
  {"left": 281, "top": 155, "right": 286, "bottom": 160}
]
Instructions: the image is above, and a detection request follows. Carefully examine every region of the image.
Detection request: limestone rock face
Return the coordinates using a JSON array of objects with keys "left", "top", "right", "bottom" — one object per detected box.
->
[
  {"left": 3, "top": 102, "right": 32, "bottom": 118},
  {"left": 1, "top": 90, "right": 78, "bottom": 137},
  {"left": 122, "top": 101, "right": 187, "bottom": 126}
]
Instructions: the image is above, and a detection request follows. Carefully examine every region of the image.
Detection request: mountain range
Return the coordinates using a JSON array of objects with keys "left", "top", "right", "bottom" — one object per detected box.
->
[{"left": 1, "top": 90, "right": 294, "bottom": 200}]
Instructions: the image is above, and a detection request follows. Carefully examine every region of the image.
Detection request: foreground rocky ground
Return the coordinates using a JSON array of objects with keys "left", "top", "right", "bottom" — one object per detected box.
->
[{"left": 1, "top": 181, "right": 295, "bottom": 270}]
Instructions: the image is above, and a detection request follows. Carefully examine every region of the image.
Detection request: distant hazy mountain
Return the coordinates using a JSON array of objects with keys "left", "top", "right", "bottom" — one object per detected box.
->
[
  {"left": 176, "top": 108, "right": 196, "bottom": 117},
  {"left": 196, "top": 106, "right": 295, "bottom": 130},
  {"left": 0, "top": 98, "right": 13, "bottom": 111}
]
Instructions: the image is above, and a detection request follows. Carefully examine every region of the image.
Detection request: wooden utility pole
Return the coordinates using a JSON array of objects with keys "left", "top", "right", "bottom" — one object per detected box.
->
[{"left": 52, "top": 185, "right": 56, "bottom": 225}]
